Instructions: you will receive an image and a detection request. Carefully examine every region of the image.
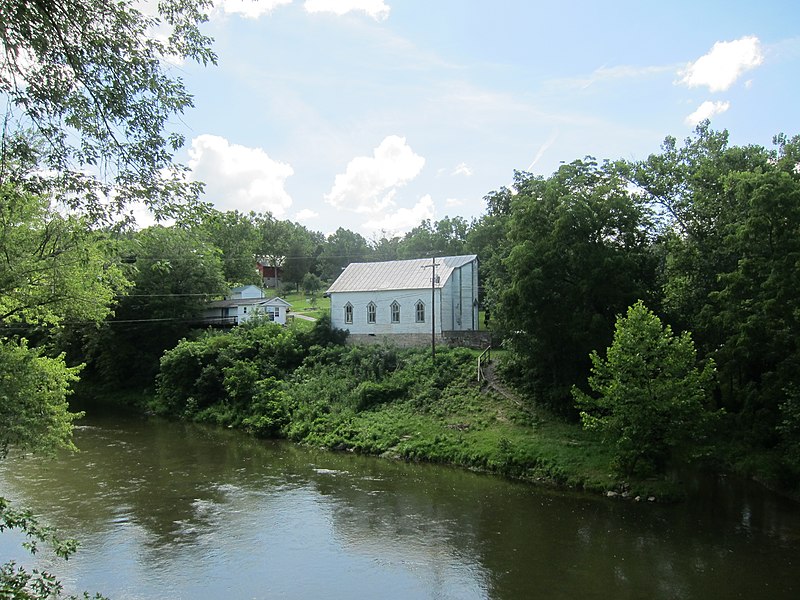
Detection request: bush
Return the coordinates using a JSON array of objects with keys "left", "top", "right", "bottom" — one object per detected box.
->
[
  {"left": 574, "top": 301, "right": 718, "bottom": 476},
  {"left": 355, "top": 378, "right": 409, "bottom": 411}
]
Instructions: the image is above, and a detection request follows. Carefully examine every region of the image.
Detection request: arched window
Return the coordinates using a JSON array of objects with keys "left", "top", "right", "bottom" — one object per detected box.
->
[
  {"left": 367, "top": 302, "right": 376, "bottom": 324},
  {"left": 415, "top": 300, "right": 425, "bottom": 323},
  {"left": 390, "top": 300, "right": 400, "bottom": 323},
  {"left": 344, "top": 302, "right": 353, "bottom": 324}
]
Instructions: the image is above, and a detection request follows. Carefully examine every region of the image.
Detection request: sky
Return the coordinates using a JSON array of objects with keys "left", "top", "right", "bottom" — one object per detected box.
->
[{"left": 164, "top": 0, "right": 800, "bottom": 238}]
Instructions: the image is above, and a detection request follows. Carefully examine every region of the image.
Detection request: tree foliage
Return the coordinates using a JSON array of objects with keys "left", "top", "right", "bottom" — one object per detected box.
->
[
  {"left": 154, "top": 319, "right": 319, "bottom": 424},
  {"left": 0, "top": 184, "right": 128, "bottom": 326},
  {"left": 301, "top": 272, "right": 322, "bottom": 298},
  {"left": 0, "top": 184, "right": 126, "bottom": 458},
  {"left": 495, "top": 160, "right": 658, "bottom": 410},
  {"left": 0, "top": 338, "right": 81, "bottom": 457},
  {"left": 279, "top": 221, "right": 322, "bottom": 291},
  {"left": 0, "top": 0, "right": 216, "bottom": 219},
  {"left": 465, "top": 126, "right": 800, "bottom": 485},
  {"left": 318, "top": 227, "right": 370, "bottom": 280},
  {"left": 0, "top": 497, "right": 106, "bottom": 599},
  {"left": 574, "top": 301, "right": 717, "bottom": 476},
  {"left": 79, "top": 225, "right": 226, "bottom": 387},
  {"left": 398, "top": 216, "right": 470, "bottom": 259},
  {"left": 628, "top": 127, "right": 800, "bottom": 448},
  {"left": 465, "top": 186, "right": 514, "bottom": 323},
  {"left": 200, "top": 210, "right": 260, "bottom": 285}
]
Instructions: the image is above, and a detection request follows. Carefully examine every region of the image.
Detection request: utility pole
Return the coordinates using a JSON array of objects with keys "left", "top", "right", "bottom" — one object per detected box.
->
[{"left": 421, "top": 257, "right": 440, "bottom": 363}]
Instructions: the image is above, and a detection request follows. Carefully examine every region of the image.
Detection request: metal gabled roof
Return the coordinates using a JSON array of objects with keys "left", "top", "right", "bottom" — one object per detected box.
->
[{"left": 326, "top": 255, "right": 477, "bottom": 294}]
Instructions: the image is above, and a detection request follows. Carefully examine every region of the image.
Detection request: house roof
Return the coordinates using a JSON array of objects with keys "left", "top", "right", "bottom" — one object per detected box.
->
[
  {"left": 265, "top": 296, "right": 292, "bottom": 307},
  {"left": 326, "top": 255, "right": 477, "bottom": 294}
]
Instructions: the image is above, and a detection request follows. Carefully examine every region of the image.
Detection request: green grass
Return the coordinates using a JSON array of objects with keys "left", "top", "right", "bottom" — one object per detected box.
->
[{"left": 265, "top": 288, "right": 331, "bottom": 316}]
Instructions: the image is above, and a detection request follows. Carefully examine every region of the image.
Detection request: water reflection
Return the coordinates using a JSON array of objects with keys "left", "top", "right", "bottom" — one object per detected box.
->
[{"left": 1, "top": 413, "right": 799, "bottom": 599}]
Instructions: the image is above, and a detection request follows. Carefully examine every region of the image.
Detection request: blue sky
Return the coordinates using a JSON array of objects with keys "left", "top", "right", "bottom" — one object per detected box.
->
[{"left": 168, "top": 0, "right": 800, "bottom": 237}]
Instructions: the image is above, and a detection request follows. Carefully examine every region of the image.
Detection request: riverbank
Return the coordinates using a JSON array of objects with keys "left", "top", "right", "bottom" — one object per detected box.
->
[
  {"left": 75, "top": 322, "right": 797, "bottom": 504},
  {"left": 106, "top": 326, "right": 684, "bottom": 501}
]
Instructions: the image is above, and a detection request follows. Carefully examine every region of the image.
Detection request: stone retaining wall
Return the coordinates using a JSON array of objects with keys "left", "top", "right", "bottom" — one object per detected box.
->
[
  {"left": 442, "top": 330, "right": 492, "bottom": 349},
  {"left": 345, "top": 333, "right": 440, "bottom": 347},
  {"left": 345, "top": 331, "right": 492, "bottom": 349}
]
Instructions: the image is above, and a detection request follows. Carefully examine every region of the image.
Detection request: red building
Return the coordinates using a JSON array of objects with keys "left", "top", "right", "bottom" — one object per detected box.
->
[{"left": 256, "top": 260, "right": 283, "bottom": 288}]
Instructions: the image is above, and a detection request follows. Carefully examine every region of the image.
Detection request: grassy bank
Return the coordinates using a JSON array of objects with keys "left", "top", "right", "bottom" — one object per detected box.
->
[
  {"left": 282, "top": 351, "right": 679, "bottom": 499},
  {"left": 146, "top": 323, "right": 680, "bottom": 499}
]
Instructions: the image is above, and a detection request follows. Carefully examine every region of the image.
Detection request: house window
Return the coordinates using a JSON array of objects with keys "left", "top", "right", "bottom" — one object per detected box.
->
[
  {"left": 367, "top": 302, "right": 376, "bottom": 324},
  {"left": 268, "top": 307, "right": 277, "bottom": 321},
  {"left": 390, "top": 301, "right": 400, "bottom": 323},
  {"left": 415, "top": 300, "right": 425, "bottom": 323},
  {"left": 344, "top": 302, "right": 353, "bottom": 324}
]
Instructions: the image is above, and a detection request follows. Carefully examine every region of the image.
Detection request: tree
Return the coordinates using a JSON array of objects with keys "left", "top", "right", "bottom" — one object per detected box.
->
[
  {"left": 200, "top": 210, "right": 260, "bottom": 285},
  {"left": 397, "top": 216, "right": 470, "bottom": 259},
  {"left": 466, "top": 186, "right": 515, "bottom": 325},
  {"left": 628, "top": 126, "right": 800, "bottom": 449},
  {"left": 281, "top": 223, "right": 323, "bottom": 291},
  {"left": 497, "top": 160, "right": 658, "bottom": 411},
  {"left": 1, "top": 3, "right": 216, "bottom": 595},
  {"left": 370, "top": 233, "right": 401, "bottom": 262},
  {"left": 81, "top": 225, "right": 226, "bottom": 388},
  {"left": 254, "top": 214, "right": 296, "bottom": 289},
  {"left": 0, "top": 184, "right": 129, "bottom": 326},
  {"left": 574, "top": 301, "right": 717, "bottom": 476},
  {"left": 0, "top": 183, "right": 127, "bottom": 455},
  {"left": 301, "top": 272, "right": 322, "bottom": 300},
  {"left": 708, "top": 163, "right": 800, "bottom": 437},
  {"left": 0, "top": 0, "right": 216, "bottom": 219},
  {"left": 318, "top": 227, "right": 370, "bottom": 281},
  {"left": 0, "top": 339, "right": 81, "bottom": 457}
]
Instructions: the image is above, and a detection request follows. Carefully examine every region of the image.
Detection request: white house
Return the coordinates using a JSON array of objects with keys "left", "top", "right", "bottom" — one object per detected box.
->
[
  {"left": 326, "top": 255, "right": 479, "bottom": 346},
  {"left": 204, "top": 286, "right": 292, "bottom": 326}
]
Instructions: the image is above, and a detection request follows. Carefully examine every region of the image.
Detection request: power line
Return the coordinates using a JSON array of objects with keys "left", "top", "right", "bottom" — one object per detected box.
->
[{"left": 117, "top": 293, "right": 220, "bottom": 297}]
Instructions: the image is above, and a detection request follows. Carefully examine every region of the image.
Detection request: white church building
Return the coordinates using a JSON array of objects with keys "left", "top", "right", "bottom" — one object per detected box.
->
[{"left": 325, "top": 255, "right": 480, "bottom": 346}]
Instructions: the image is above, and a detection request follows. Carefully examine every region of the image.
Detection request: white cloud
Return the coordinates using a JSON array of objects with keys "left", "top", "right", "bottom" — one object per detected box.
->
[
  {"left": 685, "top": 100, "right": 731, "bottom": 126},
  {"left": 325, "top": 135, "right": 425, "bottom": 214},
  {"left": 214, "top": 0, "right": 293, "bottom": 19},
  {"left": 188, "top": 134, "right": 294, "bottom": 217},
  {"left": 678, "top": 36, "right": 764, "bottom": 92},
  {"left": 452, "top": 163, "right": 473, "bottom": 177},
  {"left": 294, "top": 208, "right": 319, "bottom": 221},
  {"left": 361, "top": 195, "right": 435, "bottom": 236},
  {"left": 445, "top": 198, "right": 465, "bottom": 208},
  {"left": 304, "top": 0, "right": 390, "bottom": 20}
]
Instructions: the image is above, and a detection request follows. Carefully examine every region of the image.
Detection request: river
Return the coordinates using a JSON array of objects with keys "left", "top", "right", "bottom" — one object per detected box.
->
[{"left": 1, "top": 412, "right": 798, "bottom": 599}]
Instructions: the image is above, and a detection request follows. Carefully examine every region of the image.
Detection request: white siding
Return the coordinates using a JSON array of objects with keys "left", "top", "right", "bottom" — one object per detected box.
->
[
  {"left": 266, "top": 304, "right": 287, "bottom": 325},
  {"left": 330, "top": 289, "right": 442, "bottom": 335},
  {"left": 231, "top": 285, "right": 264, "bottom": 299}
]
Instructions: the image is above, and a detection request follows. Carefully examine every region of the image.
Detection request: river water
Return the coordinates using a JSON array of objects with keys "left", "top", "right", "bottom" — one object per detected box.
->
[{"left": 1, "top": 412, "right": 798, "bottom": 599}]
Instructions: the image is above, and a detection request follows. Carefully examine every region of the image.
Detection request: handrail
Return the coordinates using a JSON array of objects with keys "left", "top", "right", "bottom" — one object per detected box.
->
[{"left": 477, "top": 345, "right": 491, "bottom": 383}]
